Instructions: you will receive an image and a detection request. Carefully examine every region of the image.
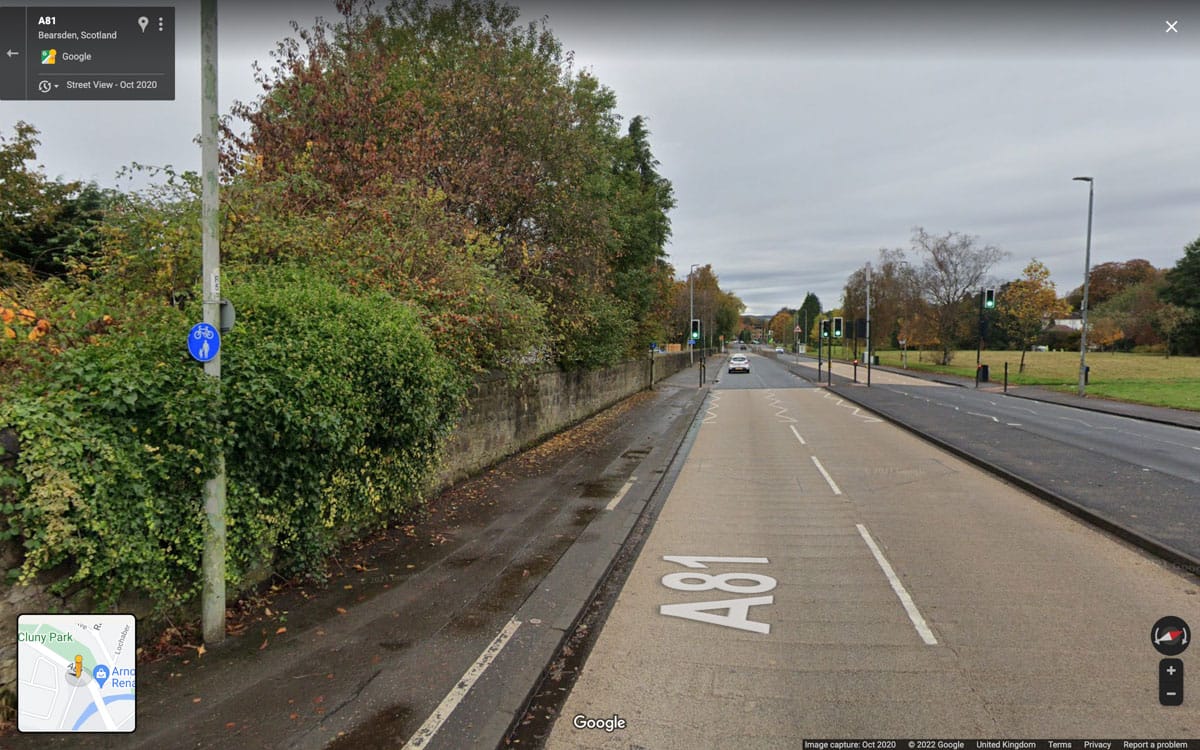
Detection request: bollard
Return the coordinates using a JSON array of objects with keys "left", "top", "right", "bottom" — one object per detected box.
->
[{"left": 1004, "top": 361, "right": 1008, "bottom": 393}]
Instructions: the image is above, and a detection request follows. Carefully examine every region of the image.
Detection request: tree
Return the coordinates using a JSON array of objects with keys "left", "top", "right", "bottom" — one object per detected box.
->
[
  {"left": 1090, "top": 317, "right": 1125, "bottom": 353},
  {"left": 1160, "top": 235, "right": 1200, "bottom": 355},
  {"left": 768, "top": 307, "right": 795, "bottom": 346},
  {"left": 912, "top": 228, "right": 1007, "bottom": 365},
  {"left": 1155, "top": 304, "right": 1194, "bottom": 358},
  {"left": 841, "top": 248, "right": 921, "bottom": 351},
  {"left": 609, "top": 116, "right": 676, "bottom": 349},
  {"left": 1066, "top": 259, "right": 1159, "bottom": 312},
  {"left": 797, "top": 292, "right": 821, "bottom": 347},
  {"left": 996, "top": 260, "right": 1069, "bottom": 372},
  {"left": 0, "top": 122, "right": 107, "bottom": 282},
  {"left": 221, "top": 0, "right": 676, "bottom": 370},
  {"left": 1091, "top": 273, "right": 1166, "bottom": 350}
]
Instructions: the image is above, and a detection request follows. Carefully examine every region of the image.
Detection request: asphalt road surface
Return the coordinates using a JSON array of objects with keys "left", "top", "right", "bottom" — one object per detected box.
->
[
  {"left": 787, "top": 354, "right": 1200, "bottom": 566},
  {"left": 544, "top": 351, "right": 1200, "bottom": 746}
]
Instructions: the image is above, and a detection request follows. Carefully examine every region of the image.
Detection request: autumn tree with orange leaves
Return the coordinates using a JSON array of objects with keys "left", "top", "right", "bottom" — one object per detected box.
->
[{"left": 221, "top": 0, "right": 675, "bottom": 369}]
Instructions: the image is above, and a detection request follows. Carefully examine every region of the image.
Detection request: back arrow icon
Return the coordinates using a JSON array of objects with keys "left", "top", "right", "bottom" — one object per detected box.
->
[{"left": 5, "top": 50, "right": 19, "bottom": 58}]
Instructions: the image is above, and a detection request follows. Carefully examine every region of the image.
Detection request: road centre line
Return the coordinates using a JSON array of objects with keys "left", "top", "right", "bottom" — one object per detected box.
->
[
  {"left": 856, "top": 525, "right": 938, "bottom": 646},
  {"left": 810, "top": 456, "right": 842, "bottom": 496},
  {"left": 605, "top": 477, "right": 638, "bottom": 511},
  {"left": 402, "top": 617, "right": 522, "bottom": 749},
  {"left": 789, "top": 425, "right": 806, "bottom": 445}
]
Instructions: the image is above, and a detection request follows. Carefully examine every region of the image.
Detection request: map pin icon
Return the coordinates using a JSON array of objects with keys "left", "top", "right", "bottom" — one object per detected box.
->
[
  {"left": 137, "top": 16, "right": 148, "bottom": 33},
  {"left": 93, "top": 664, "right": 109, "bottom": 688}
]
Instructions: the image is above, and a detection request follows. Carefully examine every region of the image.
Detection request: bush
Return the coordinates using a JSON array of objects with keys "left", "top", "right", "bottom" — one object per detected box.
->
[{"left": 0, "top": 267, "right": 465, "bottom": 613}]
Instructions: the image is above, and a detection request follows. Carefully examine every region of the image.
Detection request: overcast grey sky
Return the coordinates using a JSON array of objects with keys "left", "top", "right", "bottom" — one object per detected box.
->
[{"left": 5, "top": 1, "right": 1198, "bottom": 315}]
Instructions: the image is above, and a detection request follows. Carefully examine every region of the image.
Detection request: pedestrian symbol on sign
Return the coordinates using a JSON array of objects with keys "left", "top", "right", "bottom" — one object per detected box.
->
[{"left": 188, "top": 322, "right": 221, "bottom": 363}]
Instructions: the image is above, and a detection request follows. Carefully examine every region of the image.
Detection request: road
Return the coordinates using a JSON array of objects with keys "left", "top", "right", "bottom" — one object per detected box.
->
[
  {"left": 786, "top": 354, "right": 1200, "bottom": 567},
  {"left": 801, "top": 354, "right": 1199, "bottom": 486},
  {"left": 543, "top": 351, "right": 1200, "bottom": 746}
]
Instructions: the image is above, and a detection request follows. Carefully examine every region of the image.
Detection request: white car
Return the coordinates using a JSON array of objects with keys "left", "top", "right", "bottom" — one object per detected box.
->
[
  {"left": 774, "top": 347, "right": 785, "bottom": 353},
  {"left": 728, "top": 354, "right": 750, "bottom": 373}
]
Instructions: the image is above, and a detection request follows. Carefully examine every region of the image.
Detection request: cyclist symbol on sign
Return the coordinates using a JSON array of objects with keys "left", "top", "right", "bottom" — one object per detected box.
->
[{"left": 187, "top": 323, "right": 220, "bottom": 363}]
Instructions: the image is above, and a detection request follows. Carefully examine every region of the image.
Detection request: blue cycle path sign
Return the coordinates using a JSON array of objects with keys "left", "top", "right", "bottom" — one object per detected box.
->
[{"left": 188, "top": 322, "right": 220, "bottom": 363}]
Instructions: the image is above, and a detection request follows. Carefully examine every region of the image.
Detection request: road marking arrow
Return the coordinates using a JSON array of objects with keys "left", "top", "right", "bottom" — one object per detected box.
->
[{"left": 5, "top": 49, "right": 19, "bottom": 58}]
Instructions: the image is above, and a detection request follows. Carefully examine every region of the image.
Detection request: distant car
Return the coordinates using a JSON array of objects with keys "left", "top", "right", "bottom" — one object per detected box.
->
[
  {"left": 728, "top": 354, "right": 750, "bottom": 373},
  {"left": 774, "top": 347, "right": 784, "bottom": 353},
  {"left": 739, "top": 344, "right": 747, "bottom": 351}
]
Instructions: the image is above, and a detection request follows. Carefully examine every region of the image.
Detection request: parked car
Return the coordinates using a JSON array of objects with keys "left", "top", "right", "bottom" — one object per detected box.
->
[
  {"left": 774, "top": 347, "right": 785, "bottom": 353},
  {"left": 728, "top": 354, "right": 750, "bottom": 373}
]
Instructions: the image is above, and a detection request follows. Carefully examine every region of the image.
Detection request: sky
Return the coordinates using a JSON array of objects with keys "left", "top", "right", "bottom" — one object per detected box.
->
[{"left": 3, "top": 0, "right": 1198, "bottom": 315}]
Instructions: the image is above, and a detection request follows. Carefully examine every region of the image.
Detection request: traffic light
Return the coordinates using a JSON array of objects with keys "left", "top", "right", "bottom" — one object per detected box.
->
[
  {"left": 820, "top": 320, "right": 830, "bottom": 339},
  {"left": 690, "top": 319, "right": 700, "bottom": 340},
  {"left": 833, "top": 317, "right": 844, "bottom": 338},
  {"left": 984, "top": 288, "right": 996, "bottom": 309}
]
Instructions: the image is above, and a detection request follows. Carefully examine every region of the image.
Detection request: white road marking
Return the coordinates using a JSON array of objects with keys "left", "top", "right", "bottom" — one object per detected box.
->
[
  {"left": 856, "top": 524, "right": 938, "bottom": 646},
  {"left": 822, "top": 391, "right": 882, "bottom": 423},
  {"left": 766, "top": 390, "right": 797, "bottom": 423},
  {"left": 811, "top": 456, "right": 842, "bottom": 496},
  {"left": 967, "top": 411, "right": 1000, "bottom": 423},
  {"left": 703, "top": 392, "right": 721, "bottom": 424},
  {"left": 1057, "top": 415, "right": 1093, "bottom": 428},
  {"left": 1007, "top": 423, "right": 1023, "bottom": 427},
  {"left": 402, "top": 618, "right": 522, "bottom": 749},
  {"left": 605, "top": 477, "right": 637, "bottom": 511},
  {"left": 789, "top": 425, "right": 806, "bottom": 445}
]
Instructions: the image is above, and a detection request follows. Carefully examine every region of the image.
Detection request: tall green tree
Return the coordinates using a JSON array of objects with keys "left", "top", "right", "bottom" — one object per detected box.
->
[
  {"left": 0, "top": 122, "right": 107, "bottom": 283},
  {"left": 1160, "top": 235, "right": 1200, "bottom": 354}
]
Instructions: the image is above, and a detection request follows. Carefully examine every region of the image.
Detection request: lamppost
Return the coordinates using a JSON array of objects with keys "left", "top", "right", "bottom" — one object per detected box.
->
[
  {"left": 865, "top": 262, "right": 872, "bottom": 387},
  {"left": 1073, "top": 176, "right": 1094, "bottom": 397},
  {"left": 689, "top": 263, "right": 700, "bottom": 365}
]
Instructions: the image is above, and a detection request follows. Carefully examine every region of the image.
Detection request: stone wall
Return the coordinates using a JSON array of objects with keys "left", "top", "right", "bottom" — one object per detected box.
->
[{"left": 434, "top": 350, "right": 695, "bottom": 487}]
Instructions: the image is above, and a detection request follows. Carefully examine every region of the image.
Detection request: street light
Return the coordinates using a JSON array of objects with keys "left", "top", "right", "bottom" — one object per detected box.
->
[
  {"left": 689, "top": 263, "right": 700, "bottom": 365},
  {"left": 1073, "top": 176, "right": 1094, "bottom": 397}
]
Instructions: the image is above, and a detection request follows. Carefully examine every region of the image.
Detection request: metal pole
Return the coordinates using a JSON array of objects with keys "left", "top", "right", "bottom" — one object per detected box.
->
[
  {"left": 200, "top": 0, "right": 225, "bottom": 645},
  {"left": 689, "top": 264, "right": 698, "bottom": 365},
  {"left": 865, "top": 263, "right": 872, "bottom": 387},
  {"left": 975, "top": 289, "right": 984, "bottom": 388},
  {"left": 1075, "top": 178, "right": 1094, "bottom": 397}
]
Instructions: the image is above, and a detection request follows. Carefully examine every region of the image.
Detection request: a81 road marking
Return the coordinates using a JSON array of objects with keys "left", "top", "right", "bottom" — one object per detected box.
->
[{"left": 659, "top": 555, "right": 776, "bottom": 634}]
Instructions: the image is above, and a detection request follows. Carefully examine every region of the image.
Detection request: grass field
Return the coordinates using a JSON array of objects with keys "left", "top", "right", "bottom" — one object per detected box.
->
[{"left": 864, "top": 348, "right": 1200, "bottom": 412}]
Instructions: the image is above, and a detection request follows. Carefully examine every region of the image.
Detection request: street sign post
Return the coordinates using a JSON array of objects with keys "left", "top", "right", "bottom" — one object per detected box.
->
[{"left": 187, "top": 322, "right": 220, "bottom": 363}]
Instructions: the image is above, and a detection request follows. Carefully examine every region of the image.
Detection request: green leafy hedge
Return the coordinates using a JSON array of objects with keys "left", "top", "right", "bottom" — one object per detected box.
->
[{"left": 0, "top": 267, "right": 465, "bottom": 613}]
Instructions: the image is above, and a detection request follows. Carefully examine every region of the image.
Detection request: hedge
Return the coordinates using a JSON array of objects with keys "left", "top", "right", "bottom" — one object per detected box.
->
[{"left": 0, "top": 267, "right": 465, "bottom": 614}]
